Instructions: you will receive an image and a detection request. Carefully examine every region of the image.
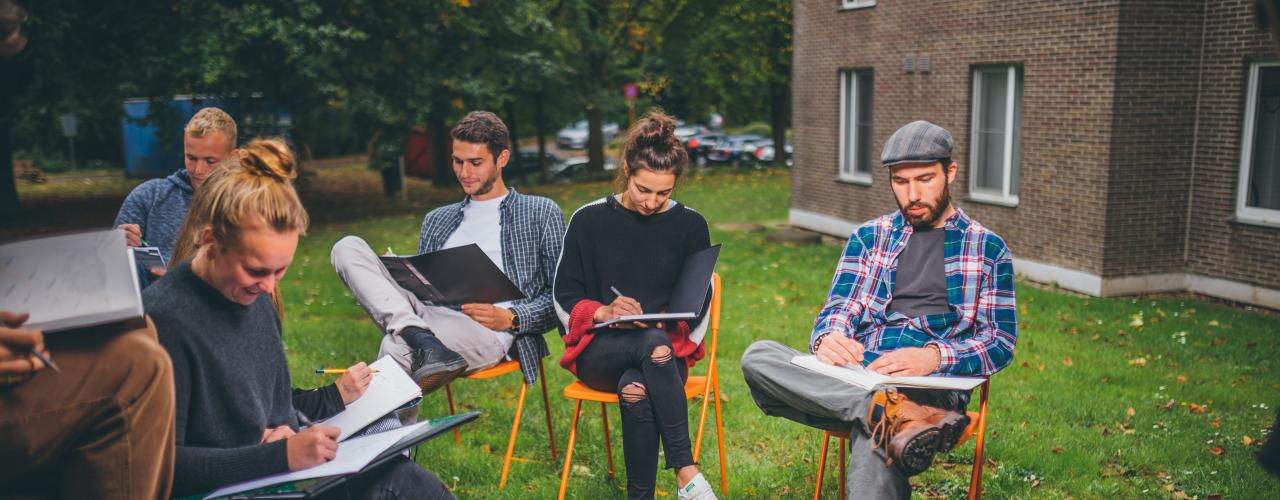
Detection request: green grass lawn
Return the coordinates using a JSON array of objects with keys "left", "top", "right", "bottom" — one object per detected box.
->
[{"left": 260, "top": 166, "right": 1280, "bottom": 499}]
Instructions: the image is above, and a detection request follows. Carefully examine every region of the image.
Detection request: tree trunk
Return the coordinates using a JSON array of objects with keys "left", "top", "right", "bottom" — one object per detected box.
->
[
  {"left": 586, "top": 104, "right": 605, "bottom": 173},
  {"left": 429, "top": 114, "right": 454, "bottom": 187},
  {"left": 504, "top": 101, "right": 520, "bottom": 176},
  {"left": 769, "top": 80, "right": 789, "bottom": 167},
  {"left": 535, "top": 94, "right": 548, "bottom": 179},
  {"left": 0, "top": 114, "right": 17, "bottom": 218}
]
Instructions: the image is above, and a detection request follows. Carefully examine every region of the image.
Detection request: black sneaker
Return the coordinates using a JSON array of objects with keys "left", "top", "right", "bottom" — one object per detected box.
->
[{"left": 410, "top": 347, "right": 467, "bottom": 395}]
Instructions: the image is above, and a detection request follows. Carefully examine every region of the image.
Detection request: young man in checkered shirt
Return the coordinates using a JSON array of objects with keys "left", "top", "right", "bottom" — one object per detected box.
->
[
  {"left": 331, "top": 111, "right": 566, "bottom": 395},
  {"left": 741, "top": 121, "right": 1018, "bottom": 499}
]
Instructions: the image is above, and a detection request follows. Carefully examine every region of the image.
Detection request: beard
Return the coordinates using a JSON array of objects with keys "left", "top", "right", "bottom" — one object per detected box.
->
[
  {"left": 898, "top": 183, "right": 952, "bottom": 228},
  {"left": 470, "top": 169, "right": 500, "bottom": 197}
]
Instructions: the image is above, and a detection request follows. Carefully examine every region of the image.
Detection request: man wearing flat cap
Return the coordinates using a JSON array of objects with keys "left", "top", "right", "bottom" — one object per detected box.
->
[{"left": 741, "top": 121, "right": 1017, "bottom": 498}]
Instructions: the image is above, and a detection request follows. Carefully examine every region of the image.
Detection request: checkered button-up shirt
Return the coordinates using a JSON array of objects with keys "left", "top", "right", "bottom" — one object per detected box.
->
[
  {"left": 810, "top": 207, "right": 1017, "bottom": 377},
  {"left": 419, "top": 188, "right": 567, "bottom": 383}
]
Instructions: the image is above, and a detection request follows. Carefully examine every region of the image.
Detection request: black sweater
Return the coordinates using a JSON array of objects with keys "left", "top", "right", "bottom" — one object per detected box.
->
[
  {"left": 554, "top": 195, "right": 711, "bottom": 327},
  {"left": 146, "top": 262, "right": 344, "bottom": 496}
]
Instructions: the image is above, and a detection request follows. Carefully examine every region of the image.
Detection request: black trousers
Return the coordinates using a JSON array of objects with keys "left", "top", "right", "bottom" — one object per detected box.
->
[{"left": 576, "top": 328, "right": 694, "bottom": 500}]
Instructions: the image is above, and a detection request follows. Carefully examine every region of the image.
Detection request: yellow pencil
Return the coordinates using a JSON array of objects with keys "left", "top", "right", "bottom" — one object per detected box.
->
[{"left": 315, "top": 368, "right": 379, "bottom": 375}]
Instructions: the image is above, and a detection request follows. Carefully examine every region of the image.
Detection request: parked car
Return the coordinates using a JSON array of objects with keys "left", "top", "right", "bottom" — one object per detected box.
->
[
  {"left": 502, "top": 150, "right": 559, "bottom": 183},
  {"left": 707, "top": 134, "right": 767, "bottom": 165},
  {"left": 752, "top": 140, "right": 793, "bottom": 167},
  {"left": 556, "top": 120, "right": 620, "bottom": 149},
  {"left": 674, "top": 123, "right": 709, "bottom": 142},
  {"left": 548, "top": 155, "right": 618, "bottom": 182},
  {"left": 685, "top": 132, "right": 727, "bottom": 166}
]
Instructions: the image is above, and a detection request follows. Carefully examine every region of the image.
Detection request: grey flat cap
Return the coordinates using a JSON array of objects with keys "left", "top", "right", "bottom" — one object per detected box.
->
[{"left": 881, "top": 120, "right": 954, "bottom": 168}]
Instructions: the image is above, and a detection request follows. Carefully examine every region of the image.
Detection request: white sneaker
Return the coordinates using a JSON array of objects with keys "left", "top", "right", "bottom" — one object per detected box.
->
[{"left": 677, "top": 472, "right": 718, "bottom": 500}]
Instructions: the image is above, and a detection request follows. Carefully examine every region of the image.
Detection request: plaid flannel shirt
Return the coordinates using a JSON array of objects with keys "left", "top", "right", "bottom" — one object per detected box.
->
[
  {"left": 810, "top": 207, "right": 1017, "bottom": 377},
  {"left": 419, "top": 188, "right": 567, "bottom": 383}
]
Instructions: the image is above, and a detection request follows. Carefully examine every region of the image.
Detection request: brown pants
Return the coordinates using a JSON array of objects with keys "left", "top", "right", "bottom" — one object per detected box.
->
[{"left": 0, "top": 318, "right": 176, "bottom": 499}]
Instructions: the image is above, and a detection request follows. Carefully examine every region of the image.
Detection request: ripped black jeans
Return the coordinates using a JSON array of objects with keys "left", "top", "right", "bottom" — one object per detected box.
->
[{"left": 576, "top": 328, "right": 693, "bottom": 500}]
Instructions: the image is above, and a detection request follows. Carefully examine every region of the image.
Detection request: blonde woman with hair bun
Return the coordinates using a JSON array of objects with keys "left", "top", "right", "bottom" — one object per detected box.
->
[{"left": 145, "top": 138, "right": 454, "bottom": 499}]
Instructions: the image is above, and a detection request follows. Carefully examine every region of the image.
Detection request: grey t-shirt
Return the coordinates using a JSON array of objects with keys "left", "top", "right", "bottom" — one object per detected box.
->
[{"left": 887, "top": 227, "right": 949, "bottom": 317}]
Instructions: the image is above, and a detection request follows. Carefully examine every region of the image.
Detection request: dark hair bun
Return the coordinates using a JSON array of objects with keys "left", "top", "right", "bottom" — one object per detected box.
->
[
  {"left": 629, "top": 111, "right": 679, "bottom": 151},
  {"left": 237, "top": 138, "right": 297, "bottom": 182}
]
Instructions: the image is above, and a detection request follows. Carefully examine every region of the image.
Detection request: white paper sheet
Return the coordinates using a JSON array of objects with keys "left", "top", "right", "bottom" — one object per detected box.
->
[
  {"left": 204, "top": 421, "right": 428, "bottom": 499},
  {"left": 791, "top": 355, "right": 986, "bottom": 391},
  {"left": 0, "top": 229, "right": 142, "bottom": 332},
  {"left": 321, "top": 356, "right": 422, "bottom": 441}
]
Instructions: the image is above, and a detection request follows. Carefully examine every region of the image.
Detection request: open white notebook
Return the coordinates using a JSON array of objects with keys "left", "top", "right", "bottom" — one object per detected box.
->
[
  {"left": 204, "top": 420, "right": 429, "bottom": 499},
  {"left": 0, "top": 228, "right": 142, "bottom": 332},
  {"left": 791, "top": 355, "right": 985, "bottom": 391},
  {"left": 320, "top": 356, "right": 422, "bottom": 441}
]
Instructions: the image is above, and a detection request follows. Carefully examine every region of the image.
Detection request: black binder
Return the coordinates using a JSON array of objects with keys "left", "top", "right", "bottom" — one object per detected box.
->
[{"left": 379, "top": 244, "right": 525, "bottom": 305}]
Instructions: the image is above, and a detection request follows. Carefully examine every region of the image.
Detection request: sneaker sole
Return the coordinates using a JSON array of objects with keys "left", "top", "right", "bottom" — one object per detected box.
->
[{"left": 415, "top": 361, "right": 467, "bottom": 396}]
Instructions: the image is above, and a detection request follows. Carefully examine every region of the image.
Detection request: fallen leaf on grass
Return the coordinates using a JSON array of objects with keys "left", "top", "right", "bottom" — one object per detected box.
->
[
  {"left": 1128, "top": 357, "right": 1147, "bottom": 367},
  {"left": 1052, "top": 447, "right": 1064, "bottom": 454},
  {"left": 1211, "top": 336, "right": 1227, "bottom": 346},
  {"left": 1188, "top": 403, "right": 1208, "bottom": 414},
  {"left": 1209, "top": 446, "right": 1226, "bottom": 457},
  {"left": 1172, "top": 491, "right": 1190, "bottom": 499},
  {"left": 1243, "top": 435, "right": 1254, "bottom": 446},
  {"left": 1127, "top": 407, "right": 1136, "bottom": 417},
  {"left": 1210, "top": 416, "right": 1221, "bottom": 429},
  {"left": 1031, "top": 479, "right": 1041, "bottom": 488},
  {"left": 1062, "top": 356, "right": 1074, "bottom": 367},
  {"left": 1176, "top": 375, "right": 1188, "bottom": 383},
  {"left": 1162, "top": 484, "right": 1175, "bottom": 492},
  {"left": 1208, "top": 494, "right": 1224, "bottom": 500}
]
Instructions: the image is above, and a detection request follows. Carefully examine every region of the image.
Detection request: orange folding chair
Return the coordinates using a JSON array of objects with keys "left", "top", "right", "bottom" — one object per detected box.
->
[
  {"left": 556, "top": 273, "right": 728, "bottom": 500},
  {"left": 443, "top": 353, "right": 557, "bottom": 489},
  {"left": 812, "top": 380, "right": 991, "bottom": 500}
]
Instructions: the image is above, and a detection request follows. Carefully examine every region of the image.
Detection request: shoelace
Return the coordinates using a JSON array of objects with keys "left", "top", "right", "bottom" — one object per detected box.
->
[{"left": 868, "top": 390, "right": 903, "bottom": 467}]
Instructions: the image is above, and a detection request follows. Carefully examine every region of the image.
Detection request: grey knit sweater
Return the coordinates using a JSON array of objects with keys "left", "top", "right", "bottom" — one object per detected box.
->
[{"left": 146, "top": 262, "right": 342, "bottom": 496}]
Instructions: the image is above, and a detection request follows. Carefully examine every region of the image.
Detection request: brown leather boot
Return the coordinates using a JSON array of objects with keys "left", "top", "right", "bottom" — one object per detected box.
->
[{"left": 867, "top": 389, "right": 969, "bottom": 476}]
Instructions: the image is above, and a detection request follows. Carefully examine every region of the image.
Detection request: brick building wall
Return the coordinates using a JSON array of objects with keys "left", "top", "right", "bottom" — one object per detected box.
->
[
  {"left": 792, "top": 0, "right": 1122, "bottom": 275},
  {"left": 791, "top": 0, "right": 1280, "bottom": 304},
  {"left": 1184, "top": 0, "right": 1280, "bottom": 290}
]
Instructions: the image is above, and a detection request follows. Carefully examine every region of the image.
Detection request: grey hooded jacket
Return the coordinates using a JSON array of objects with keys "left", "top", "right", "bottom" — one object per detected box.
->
[{"left": 113, "top": 168, "right": 194, "bottom": 261}]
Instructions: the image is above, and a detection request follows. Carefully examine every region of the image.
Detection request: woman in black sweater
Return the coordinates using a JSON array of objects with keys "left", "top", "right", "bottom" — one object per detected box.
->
[
  {"left": 146, "top": 138, "right": 452, "bottom": 499},
  {"left": 554, "top": 111, "right": 718, "bottom": 500}
]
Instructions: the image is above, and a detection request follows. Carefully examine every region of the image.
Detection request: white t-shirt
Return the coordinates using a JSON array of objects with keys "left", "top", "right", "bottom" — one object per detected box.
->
[{"left": 441, "top": 193, "right": 514, "bottom": 354}]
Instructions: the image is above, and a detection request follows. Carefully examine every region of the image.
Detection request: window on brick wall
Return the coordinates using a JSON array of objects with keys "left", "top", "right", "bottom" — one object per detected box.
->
[
  {"left": 839, "top": 69, "right": 873, "bottom": 183},
  {"left": 969, "top": 66, "right": 1023, "bottom": 206},
  {"left": 840, "top": 0, "right": 876, "bottom": 10},
  {"left": 1237, "top": 62, "right": 1280, "bottom": 225}
]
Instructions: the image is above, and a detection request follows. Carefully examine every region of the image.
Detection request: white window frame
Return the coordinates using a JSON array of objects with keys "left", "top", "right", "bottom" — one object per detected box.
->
[
  {"left": 838, "top": 69, "right": 873, "bottom": 184},
  {"left": 1235, "top": 61, "right": 1280, "bottom": 226},
  {"left": 968, "top": 66, "right": 1022, "bottom": 206},
  {"left": 839, "top": 0, "right": 876, "bottom": 10}
]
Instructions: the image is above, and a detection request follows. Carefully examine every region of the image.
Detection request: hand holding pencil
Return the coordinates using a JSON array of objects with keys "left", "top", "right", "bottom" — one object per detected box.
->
[
  {"left": 0, "top": 311, "right": 58, "bottom": 386},
  {"left": 330, "top": 362, "right": 374, "bottom": 405}
]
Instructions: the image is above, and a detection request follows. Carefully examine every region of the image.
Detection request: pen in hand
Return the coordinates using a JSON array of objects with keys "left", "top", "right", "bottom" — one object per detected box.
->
[
  {"left": 295, "top": 409, "right": 314, "bottom": 429},
  {"left": 610, "top": 286, "right": 624, "bottom": 299},
  {"left": 29, "top": 348, "right": 58, "bottom": 373}
]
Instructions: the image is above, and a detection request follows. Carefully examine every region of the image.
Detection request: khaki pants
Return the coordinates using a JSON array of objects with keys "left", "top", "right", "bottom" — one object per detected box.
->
[
  {"left": 0, "top": 318, "right": 176, "bottom": 500},
  {"left": 330, "top": 235, "right": 505, "bottom": 374}
]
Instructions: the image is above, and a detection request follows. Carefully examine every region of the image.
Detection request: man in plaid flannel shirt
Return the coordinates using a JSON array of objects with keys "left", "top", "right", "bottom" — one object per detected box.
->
[
  {"left": 331, "top": 111, "right": 566, "bottom": 395},
  {"left": 742, "top": 121, "right": 1017, "bottom": 499}
]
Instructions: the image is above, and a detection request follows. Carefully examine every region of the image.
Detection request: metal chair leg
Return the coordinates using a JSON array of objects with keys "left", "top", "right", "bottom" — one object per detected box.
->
[
  {"left": 539, "top": 360, "right": 557, "bottom": 459},
  {"left": 713, "top": 376, "right": 728, "bottom": 496},
  {"left": 838, "top": 436, "right": 847, "bottom": 499},
  {"left": 498, "top": 380, "right": 528, "bottom": 490},
  {"left": 814, "top": 433, "right": 829, "bottom": 500},
  {"left": 557, "top": 400, "right": 583, "bottom": 500},
  {"left": 601, "top": 402, "right": 615, "bottom": 481},
  {"left": 445, "top": 383, "right": 460, "bottom": 444}
]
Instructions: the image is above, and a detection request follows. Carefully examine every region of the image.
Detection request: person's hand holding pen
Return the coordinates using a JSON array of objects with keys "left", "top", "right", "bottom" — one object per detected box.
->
[
  {"left": 0, "top": 311, "right": 59, "bottom": 387},
  {"left": 286, "top": 410, "right": 340, "bottom": 471},
  {"left": 594, "top": 286, "right": 663, "bottom": 329}
]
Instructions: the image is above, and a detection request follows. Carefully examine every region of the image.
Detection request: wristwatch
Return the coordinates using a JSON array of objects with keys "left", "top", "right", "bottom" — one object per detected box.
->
[{"left": 509, "top": 309, "right": 521, "bottom": 332}]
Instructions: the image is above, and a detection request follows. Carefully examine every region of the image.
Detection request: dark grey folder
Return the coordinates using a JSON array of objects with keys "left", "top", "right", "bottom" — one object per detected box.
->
[{"left": 378, "top": 244, "right": 524, "bottom": 305}]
